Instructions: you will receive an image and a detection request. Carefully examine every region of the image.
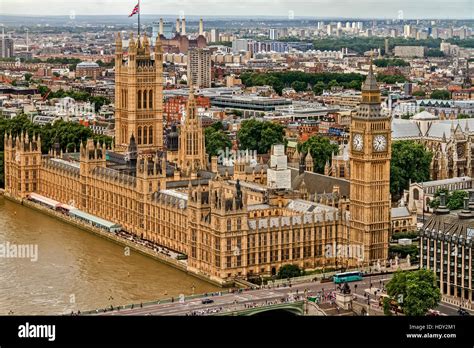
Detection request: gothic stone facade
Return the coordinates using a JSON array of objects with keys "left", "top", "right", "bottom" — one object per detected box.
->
[{"left": 3, "top": 34, "right": 389, "bottom": 284}]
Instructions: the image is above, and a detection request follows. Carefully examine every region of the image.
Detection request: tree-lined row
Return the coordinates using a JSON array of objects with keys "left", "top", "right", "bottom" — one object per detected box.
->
[
  {"left": 38, "top": 85, "right": 111, "bottom": 112},
  {"left": 241, "top": 71, "right": 407, "bottom": 95},
  {"left": 0, "top": 115, "right": 112, "bottom": 188}
]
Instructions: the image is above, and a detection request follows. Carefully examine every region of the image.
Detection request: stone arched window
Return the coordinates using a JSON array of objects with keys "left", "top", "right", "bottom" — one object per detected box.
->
[
  {"left": 143, "top": 126, "right": 148, "bottom": 144},
  {"left": 227, "top": 219, "right": 232, "bottom": 231},
  {"left": 149, "top": 90, "right": 153, "bottom": 109},
  {"left": 413, "top": 188, "right": 419, "bottom": 200},
  {"left": 137, "top": 126, "right": 142, "bottom": 145},
  {"left": 148, "top": 126, "right": 153, "bottom": 145},
  {"left": 143, "top": 90, "right": 147, "bottom": 109},
  {"left": 137, "top": 90, "right": 142, "bottom": 109}
]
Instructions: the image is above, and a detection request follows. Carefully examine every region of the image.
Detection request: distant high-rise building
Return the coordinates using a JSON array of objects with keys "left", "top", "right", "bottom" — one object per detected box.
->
[
  {"left": 269, "top": 28, "right": 279, "bottom": 40},
  {"left": 326, "top": 24, "right": 333, "bottom": 36},
  {"left": 357, "top": 21, "right": 363, "bottom": 30},
  {"left": 447, "top": 27, "right": 454, "bottom": 38},
  {"left": 187, "top": 48, "right": 211, "bottom": 88},
  {"left": 232, "top": 38, "right": 249, "bottom": 53},
  {"left": 210, "top": 29, "right": 220, "bottom": 43},
  {"left": 394, "top": 45, "right": 426, "bottom": 58},
  {"left": 403, "top": 24, "right": 411, "bottom": 38},
  {"left": 416, "top": 31, "right": 428, "bottom": 40},
  {"left": 0, "top": 37, "right": 14, "bottom": 58}
]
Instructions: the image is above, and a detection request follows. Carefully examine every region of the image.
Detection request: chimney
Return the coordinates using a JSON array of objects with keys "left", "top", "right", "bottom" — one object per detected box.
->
[
  {"left": 435, "top": 192, "right": 449, "bottom": 215},
  {"left": 199, "top": 18, "right": 204, "bottom": 35},
  {"left": 159, "top": 18, "right": 164, "bottom": 35},
  {"left": 459, "top": 196, "right": 472, "bottom": 219},
  {"left": 176, "top": 18, "right": 180, "bottom": 33},
  {"left": 181, "top": 18, "right": 186, "bottom": 35}
]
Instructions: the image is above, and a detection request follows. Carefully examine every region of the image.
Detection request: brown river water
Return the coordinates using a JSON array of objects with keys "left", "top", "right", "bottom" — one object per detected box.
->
[{"left": 0, "top": 197, "right": 218, "bottom": 315}]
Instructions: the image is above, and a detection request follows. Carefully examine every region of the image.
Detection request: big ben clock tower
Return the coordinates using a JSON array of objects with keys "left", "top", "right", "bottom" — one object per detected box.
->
[{"left": 349, "top": 62, "right": 391, "bottom": 266}]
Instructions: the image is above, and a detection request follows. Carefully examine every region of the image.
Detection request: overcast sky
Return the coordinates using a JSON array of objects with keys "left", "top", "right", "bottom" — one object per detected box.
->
[{"left": 0, "top": 0, "right": 472, "bottom": 19}]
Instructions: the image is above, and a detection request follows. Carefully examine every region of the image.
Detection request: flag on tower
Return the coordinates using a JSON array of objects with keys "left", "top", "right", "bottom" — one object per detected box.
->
[{"left": 129, "top": 2, "right": 139, "bottom": 17}]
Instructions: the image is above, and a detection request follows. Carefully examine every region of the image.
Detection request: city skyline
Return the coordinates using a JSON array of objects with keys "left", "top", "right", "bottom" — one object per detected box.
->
[{"left": 0, "top": 0, "right": 473, "bottom": 19}]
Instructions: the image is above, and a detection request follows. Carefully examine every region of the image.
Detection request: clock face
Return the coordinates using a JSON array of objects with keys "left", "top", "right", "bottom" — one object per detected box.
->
[
  {"left": 373, "top": 135, "right": 387, "bottom": 152},
  {"left": 352, "top": 134, "right": 363, "bottom": 152}
]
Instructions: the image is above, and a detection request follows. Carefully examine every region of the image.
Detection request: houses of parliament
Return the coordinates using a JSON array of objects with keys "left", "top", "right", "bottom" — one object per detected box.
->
[{"left": 3, "top": 33, "right": 391, "bottom": 285}]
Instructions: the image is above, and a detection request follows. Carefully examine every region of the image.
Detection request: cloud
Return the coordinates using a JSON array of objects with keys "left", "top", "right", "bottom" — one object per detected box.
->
[{"left": 0, "top": 0, "right": 472, "bottom": 18}]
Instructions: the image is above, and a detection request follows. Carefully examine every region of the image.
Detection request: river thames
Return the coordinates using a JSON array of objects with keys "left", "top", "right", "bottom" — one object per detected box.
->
[{"left": 0, "top": 197, "right": 218, "bottom": 315}]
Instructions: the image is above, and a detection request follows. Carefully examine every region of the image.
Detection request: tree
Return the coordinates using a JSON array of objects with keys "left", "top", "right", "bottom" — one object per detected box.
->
[
  {"left": 297, "top": 136, "right": 339, "bottom": 173},
  {"left": 429, "top": 189, "right": 468, "bottom": 210},
  {"left": 291, "top": 80, "right": 307, "bottom": 92},
  {"left": 37, "top": 85, "right": 49, "bottom": 98},
  {"left": 376, "top": 74, "right": 407, "bottom": 84},
  {"left": 386, "top": 269, "right": 441, "bottom": 316},
  {"left": 412, "top": 90, "right": 426, "bottom": 97},
  {"left": 390, "top": 141, "right": 432, "bottom": 200},
  {"left": 24, "top": 73, "right": 33, "bottom": 81},
  {"left": 231, "top": 109, "right": 243, "bottom": 117},
  {"left": 457, "top": 113, "right": 472, "bottom": 119},
  {"left": 312, "top": 81, "right": 326, "bottom": 95},
  {"left": 389, "top": 244, "right": 419, "bottom": 263},
  {"left": 0, "top": 114, "right": 112, "bottom": 155},
  {"left": 382, "top": 297, "right": 393, "bottom": 316},
  {"left": 373, "top": 58, "right": 409, "bottom": 67},
  {"left": 425, "top": 49, "right": 444, "bottom": 57},
  {"left": 238, "top": 119, "right": 285, "bottom": 154},
  {"left": 277, "top": 264, "right": 303, "bottom": 279},
  {"left": 328, "top": 79, "right": 339, "bottom": 89},
  {"left": 204, "top": 126, "right": 232, "bottom": 157},
  {"left": 240, "top": 71, "right": 366, "bottom": 96},
  {"left": 430, "top": 90, "right": 450, "bottom": 100}
]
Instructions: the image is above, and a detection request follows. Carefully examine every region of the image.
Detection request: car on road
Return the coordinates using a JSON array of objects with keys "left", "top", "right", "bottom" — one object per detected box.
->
[
  {"left": 458, "top": 308, "right": 470, "bottom": 316},
  {"left": 201, "top": 298, "right": 214, "bottom": 304}
]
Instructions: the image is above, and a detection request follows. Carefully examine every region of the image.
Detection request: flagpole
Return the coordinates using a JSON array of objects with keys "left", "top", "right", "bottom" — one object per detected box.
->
[{"left": 138, "top": 0, "right": 141, "bottom": 38}]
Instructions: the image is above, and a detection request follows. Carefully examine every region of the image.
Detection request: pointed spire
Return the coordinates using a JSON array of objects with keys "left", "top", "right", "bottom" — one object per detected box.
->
[
  {"left": 362, "top": 57, "right": 378, "bottom": 91},
  {"left": 115, "top": 32, "right": 122, "bottom": 53}
]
